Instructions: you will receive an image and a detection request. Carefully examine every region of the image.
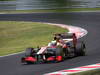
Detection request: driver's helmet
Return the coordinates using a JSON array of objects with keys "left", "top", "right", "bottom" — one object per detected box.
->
[{"left": 48, "top": 41, "right": 56, "bottom": 47}]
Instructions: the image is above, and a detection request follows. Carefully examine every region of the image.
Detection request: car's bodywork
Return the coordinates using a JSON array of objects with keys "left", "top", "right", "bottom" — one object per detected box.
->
[{"left": 21, "top": 32, "right": 86, "bottom": 64}]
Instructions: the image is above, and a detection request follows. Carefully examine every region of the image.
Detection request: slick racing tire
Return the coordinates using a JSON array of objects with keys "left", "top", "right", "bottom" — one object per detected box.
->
[
  {"left": 55, "top": 46, "right": 65, "bottom": 61},
  {"left": 75, "top": 41, "right": 86, "bottom": 56},
  {"left": 25, "top": 48, "right": 34, "bottom": 56}
]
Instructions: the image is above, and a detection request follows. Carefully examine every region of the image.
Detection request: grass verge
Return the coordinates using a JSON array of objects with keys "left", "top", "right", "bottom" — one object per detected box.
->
[
  {"left": 0, "top": 21, "right": 68, "bottom": 56},
  {"left": 0, "top": 8, "right": 100, "bottom": 14},
  {"left": 70, "top": 69, "right": 100, "bottom": 75}
]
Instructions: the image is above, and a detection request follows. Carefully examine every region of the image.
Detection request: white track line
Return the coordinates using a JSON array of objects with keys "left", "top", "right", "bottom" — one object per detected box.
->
[{"left": 0, "top": 51, "right": 25, "bottom": 57}]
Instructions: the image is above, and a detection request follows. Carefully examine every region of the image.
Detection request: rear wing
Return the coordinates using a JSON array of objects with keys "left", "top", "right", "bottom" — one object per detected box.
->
[
  {"left": 54, "top": 32, "right": 77, "bottom": 46},
  {"left": 54, "top": 32, "right": 77, "bottom": 39}
]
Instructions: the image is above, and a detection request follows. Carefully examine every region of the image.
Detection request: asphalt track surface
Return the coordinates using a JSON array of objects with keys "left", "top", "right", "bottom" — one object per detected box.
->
[{"left": 0, "top": 12, "right": 100, "bottom": 75}]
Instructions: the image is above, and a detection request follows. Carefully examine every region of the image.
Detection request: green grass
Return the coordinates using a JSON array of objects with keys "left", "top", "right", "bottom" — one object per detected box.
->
[
  {"left": 70, "top": 69, "right": 100, "bottom": 75},
  {"left": 0, "top": 8, "right": 100, "bottom": 14},
  {"left": 0, "top": 21, "right": 68, "bottom": 56}
]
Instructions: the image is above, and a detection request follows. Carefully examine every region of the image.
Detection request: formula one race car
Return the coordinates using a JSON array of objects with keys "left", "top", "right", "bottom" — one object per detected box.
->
[{"left": 21, "top": 32, "right": 86, "bottom": 64}]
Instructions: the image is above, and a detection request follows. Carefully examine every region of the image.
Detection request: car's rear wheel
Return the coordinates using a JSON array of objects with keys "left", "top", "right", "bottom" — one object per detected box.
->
[{"left": 75, "top": 41, "right": 86, "bottom": 56}]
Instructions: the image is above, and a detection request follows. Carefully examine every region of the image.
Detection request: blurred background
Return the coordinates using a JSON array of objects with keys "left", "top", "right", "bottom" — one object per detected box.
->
[{"left": 0, "top": 0, "right": 100, "bottom": 11}]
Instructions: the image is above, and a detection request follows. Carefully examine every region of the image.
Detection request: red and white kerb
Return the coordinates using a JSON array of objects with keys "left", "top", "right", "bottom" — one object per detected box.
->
[{"left": 44, "top": 63, "right": 100, "bottom": 75}]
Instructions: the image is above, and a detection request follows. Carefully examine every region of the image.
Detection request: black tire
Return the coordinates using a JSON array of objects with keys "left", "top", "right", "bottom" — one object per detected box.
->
[
  {"left": 55, "top": 46, "right": 65, "bottom": 61},
  {"left": 26, "top": 61, "right": 34, "bottom": 64},
  {"left": 75, "top": 41, "right": 86, "bottom": 56},
  {"left": 63, "top": 48, "right": 68, "bottom": 58},
  {"left": 56, "top": 46, "right": 63, "bottom": 56},
  {"left": 21, "top": 57, "right": 25, "bottom": 63},
  {"left": 68, "top": 48, "right": 76, "bottom": 58},
  {"left": 25, "top": 48, "right": 34, "bottom": 56}
]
